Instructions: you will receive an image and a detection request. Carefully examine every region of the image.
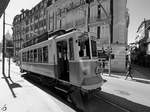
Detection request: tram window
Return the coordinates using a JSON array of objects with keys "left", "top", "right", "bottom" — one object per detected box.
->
[
  {"left": 22, "top": 52, "right": 25, "bottom": 62},
  {"left": 91, "top": 40, "right": 97, "bottom": 57},
  {"left": 22, "top": 53, "right": 23, "bottom": 62},
  {"left": 22, "top": 53, "right": 24, "bottom": 62},
  {"left": 34, "top": 49, "right": 38, "bottom": 63},
  {"left": 38, "top": 48, "right": 42, "bottom": 63},
  {"left": 30, "top": 50, "right": 34, "bottom": 62},
  {"left": 25, "top": 52, "right": 27, "bottom": 62},
  {"left": 29, "top": 51, "right": 31, "bottom": 62},
  {"left": 43, "top": 46, "right": 48, "bottom": 63},
  {"left": 27, "top": 51, "right": 29, "bottom": 62},
  {"left": 78, "top": 39, "right": 90, "bottom": 59},
  {"left": 69, "top": 38, "right": 74, "bottom": 60},
  {"left": 23, "top": 52, "right": 25, "bottom": 62},
  {"left": 23, "top": 52, "right": 26, "bottom": 62}
]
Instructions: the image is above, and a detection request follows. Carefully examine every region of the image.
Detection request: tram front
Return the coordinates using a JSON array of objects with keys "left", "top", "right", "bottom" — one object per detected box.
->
[{"left": 69, "top": 31, "right": 104, "bottom": 92}]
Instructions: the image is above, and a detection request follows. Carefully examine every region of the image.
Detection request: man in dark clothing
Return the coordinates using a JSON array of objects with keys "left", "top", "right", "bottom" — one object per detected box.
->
[{"left": 125, "top": 61, "right": 133, "bottom": 80}]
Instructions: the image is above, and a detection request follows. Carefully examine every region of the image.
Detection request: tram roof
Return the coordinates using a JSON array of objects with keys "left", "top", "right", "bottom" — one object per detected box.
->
[
  {"left": 54, "top": 30, "right": 82, "bottom": 40},
  {"left": 20, "top": 30, "right": 86, "bottom": 52},
  {"left": 20, "top": 38, "right": 53, "bottom": 52}
]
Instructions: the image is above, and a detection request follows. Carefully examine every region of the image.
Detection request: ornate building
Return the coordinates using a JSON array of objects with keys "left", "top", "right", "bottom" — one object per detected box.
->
[
  {"left": 12, "top": 9, "right": 28, "bottom": 59},
  {"left": 12, "top": 0, "right": 48, "bottom": 59},
  {"left": 135, "top": 19, "right": 150, "bottom": 66}
]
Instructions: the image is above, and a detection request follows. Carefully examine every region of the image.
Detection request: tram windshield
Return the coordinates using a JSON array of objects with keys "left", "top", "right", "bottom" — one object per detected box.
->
[
  {"left": 78, "top": 33, "right": 97, "bottom": 59},
  {"left": 90, "top": 35, "right": 97, "bottom": 57}
]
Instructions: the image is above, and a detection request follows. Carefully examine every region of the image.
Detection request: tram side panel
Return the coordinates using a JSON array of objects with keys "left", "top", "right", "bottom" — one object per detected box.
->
[
  {"left": 69, "top": 60, "right": 103, "bottom": 89},
  {"left": 20, "top": 39, "right": 57, "bottom": 79}
]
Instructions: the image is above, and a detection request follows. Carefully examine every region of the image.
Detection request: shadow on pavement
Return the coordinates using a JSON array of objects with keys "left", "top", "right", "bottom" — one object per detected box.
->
[
  {"left": 1, "top": 73, "right": 22, "bottom": 98},
  {"left": 22, "top": 74, "right": 82, "bottom": 112},
  {"left": 8, "top": 77, "right": 22, "bottom": 89},
  {"left": 97, "top": 91, "right": 150, "bottom": 112},
  {"left": 21, "top": 73, "right": 150, "bottom": 112},
  {"left": 132, "top": 78, "right": 150, "bottom": 84}
]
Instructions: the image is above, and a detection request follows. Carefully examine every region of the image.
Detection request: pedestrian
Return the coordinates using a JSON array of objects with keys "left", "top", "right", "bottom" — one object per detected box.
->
[
  {"left": 125, "top": 61, "right": 133, "bottom": 80},
  {"left": 100, "top": 60, "right": 105, "bottom": 75}
]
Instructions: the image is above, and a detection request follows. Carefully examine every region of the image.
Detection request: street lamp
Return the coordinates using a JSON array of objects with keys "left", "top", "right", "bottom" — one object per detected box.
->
[
  {"left": 2, "top": 11, "right": 13, "bottom": 76},
  {"left": 6, "top": 46, "right": 13, "bottom": 78},
  {"left": 2, "top": 12, "right": 5, "bottom": 75}
]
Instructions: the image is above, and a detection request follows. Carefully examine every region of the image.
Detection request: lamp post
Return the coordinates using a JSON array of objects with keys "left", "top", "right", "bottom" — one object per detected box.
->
[
  {"left": 2, "top": 12, "right": 5, "bottom": 75},
  {"left": 6, "top": 47, "right": 14, "bottom": 78},
  {"left": 2, "top": 11, "right": 13, "bottom": 77},
  {"left": 86, "top": 0, "right": 112, "bottom": 76}
]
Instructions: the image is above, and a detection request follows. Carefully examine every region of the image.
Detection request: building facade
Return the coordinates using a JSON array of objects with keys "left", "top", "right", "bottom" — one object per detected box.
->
[
  {"left": 136, "top": 19, "right": 150, "bottom": 66},
  {"left": 12, "top": 10, "right": 27, "bottom": 59},
  {"left": 13, "top": 0, "right": 48, "bottom": 60},
  {"left": 13, "top": 0, "right": 129, "bottom": 72},
  {"left": 47, "top": 0, "right": 129, "bottom": 72}
]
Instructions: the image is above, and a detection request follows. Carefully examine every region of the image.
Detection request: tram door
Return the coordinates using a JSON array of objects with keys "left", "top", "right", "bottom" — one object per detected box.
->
[{"left": 56, "top": 40, "right": 69, "bottom": 82}]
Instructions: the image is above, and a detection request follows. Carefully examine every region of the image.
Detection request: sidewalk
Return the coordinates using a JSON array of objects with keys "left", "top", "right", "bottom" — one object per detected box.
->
[
  {"left": 100, "top": 73, "right": 150, "bottom": 112},
  {"left": 132, "top": 64, "right": 150, "bottom": 80},
  {"left": 108, "top": 63, "right": 150, "bottom": 84},
  {"left": 0, "top": 61, "right": 75, "bottom": 112}
]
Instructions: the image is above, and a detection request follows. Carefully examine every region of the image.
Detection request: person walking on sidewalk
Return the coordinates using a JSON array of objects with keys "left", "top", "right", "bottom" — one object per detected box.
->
[{"left": 125, "top": 61, "right": 133, "bottom": 80}]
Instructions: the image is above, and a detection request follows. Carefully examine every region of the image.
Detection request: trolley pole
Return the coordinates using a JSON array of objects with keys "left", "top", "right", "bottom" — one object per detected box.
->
[
  {"left": 86, "top": 1, "right": 93, "bottom": 59},
  {"left": 2, "top": 12, "right": 5, "bottom": 75}
]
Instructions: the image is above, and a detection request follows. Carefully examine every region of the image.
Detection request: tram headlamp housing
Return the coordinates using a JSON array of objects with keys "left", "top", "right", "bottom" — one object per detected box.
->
[{"left": 83, "top": 70, "right": 88, "bottom": 75}]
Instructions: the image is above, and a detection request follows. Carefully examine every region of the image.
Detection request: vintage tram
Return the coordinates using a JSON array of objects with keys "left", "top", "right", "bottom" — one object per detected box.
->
[{"left": 19, "top": 30, "right": 104, "bottom": 94}]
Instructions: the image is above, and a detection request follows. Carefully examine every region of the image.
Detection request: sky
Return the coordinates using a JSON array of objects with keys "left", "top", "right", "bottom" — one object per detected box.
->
[
  {"left": 127, "top": 0, "right": 150, "bottom": 43},
  {"left": 0, "top": 0, "right": 150, "bottom": 44},
  {"left": 0, "top": 0, "right": 41, "bottom": 41}
]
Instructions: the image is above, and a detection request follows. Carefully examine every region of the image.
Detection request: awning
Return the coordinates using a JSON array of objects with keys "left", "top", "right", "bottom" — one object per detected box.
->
[{"left": 0, "top": 0, "right": 10, "bottom": 18}]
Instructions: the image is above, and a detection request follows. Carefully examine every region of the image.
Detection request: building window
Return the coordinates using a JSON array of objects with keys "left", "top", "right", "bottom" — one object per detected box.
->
[
  {"left": 97, "top": 5, "right": 101, "bottom": 19},
  {"left": 26, "top": 20, "right": 29, "bottom": 25}
]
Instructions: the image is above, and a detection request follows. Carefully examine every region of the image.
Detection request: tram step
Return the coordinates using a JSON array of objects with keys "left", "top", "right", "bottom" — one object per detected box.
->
[{"left": 55, "top": 86, "right": 68, "bottom": 94}]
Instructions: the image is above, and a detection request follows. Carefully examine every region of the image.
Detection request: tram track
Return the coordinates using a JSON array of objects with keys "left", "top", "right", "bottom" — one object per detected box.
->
[
  {"left": 21, "top": 73, "right": 83, "bottom": 112},
  {"left": 94, "top": 93, "right": 131, "bottom": 112},
  {"left": 9, "top": 68, "right": 132, "bottom": 112}
]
